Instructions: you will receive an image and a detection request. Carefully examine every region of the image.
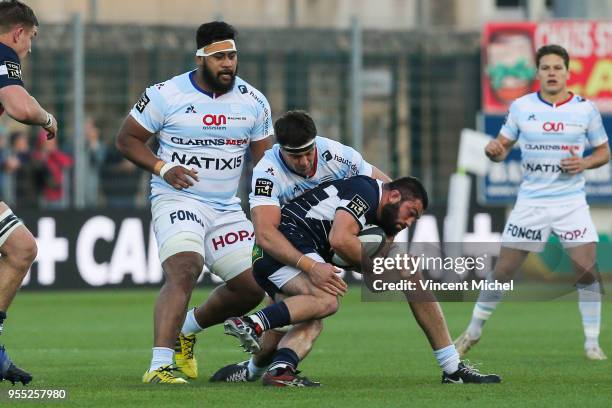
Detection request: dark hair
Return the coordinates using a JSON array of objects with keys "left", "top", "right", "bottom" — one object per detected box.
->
[
  {"left": 0, "top": 0, "right": 38, "bottom": 32},
  {"left": 384, "top": 176, "right": 429, "bottom": 210},
  {"left": 536, "top": 44, "right": 570, "bottom": 69},
  {"left": 274, "top": 110, "right": 317, "bottom": 148},
  {"left": 196, "top": 21, "right": 237, "bottom": 49}
]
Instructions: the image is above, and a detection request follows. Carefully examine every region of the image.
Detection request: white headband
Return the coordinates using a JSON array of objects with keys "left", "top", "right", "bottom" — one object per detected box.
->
[{"left": 195, "top": 39, "right": 237, "bottom": 57}]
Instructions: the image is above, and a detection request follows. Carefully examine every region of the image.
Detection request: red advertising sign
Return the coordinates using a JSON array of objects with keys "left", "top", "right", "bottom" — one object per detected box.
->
[{"left": 483, "top": 21, "right": 612, "bottom": 113}]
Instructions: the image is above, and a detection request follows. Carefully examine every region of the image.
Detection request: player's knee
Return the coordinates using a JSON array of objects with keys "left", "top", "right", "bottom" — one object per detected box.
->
[
  {"left": 163, "top": 254, "right": 203, "bottom": 286},
  {"left": 8, "top": 236, "right": 37, "bottom": 273},
  {"left": 319, "top": 294, "right": 340, "bottom": 317}
]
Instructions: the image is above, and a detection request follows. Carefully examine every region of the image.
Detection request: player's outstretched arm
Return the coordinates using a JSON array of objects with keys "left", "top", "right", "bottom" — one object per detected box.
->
[
  {"left": 0, "top": 85, "right": 56, "bottom": 139},
  {"left": 484, "top": 134, "right": 515, "bottom": 162}
]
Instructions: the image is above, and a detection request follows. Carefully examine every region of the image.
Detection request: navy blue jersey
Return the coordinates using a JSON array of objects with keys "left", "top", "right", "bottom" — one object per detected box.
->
[
  {"left": 279, "top": 175, "right": 382, "bottom": 260},
  {"left": 0, "top": 42, "right": 24, "bottom": 116}
]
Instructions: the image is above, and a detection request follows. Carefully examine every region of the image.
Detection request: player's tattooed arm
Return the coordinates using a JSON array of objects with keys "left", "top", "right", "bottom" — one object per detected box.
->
[{"left": 484, "top": 134, "right": 516, "bottom": 162}]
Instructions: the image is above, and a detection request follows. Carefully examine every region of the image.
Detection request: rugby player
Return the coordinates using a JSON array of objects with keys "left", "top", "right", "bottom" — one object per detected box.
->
[
  {"left": 0, "top": 0, "right": 57, "bottom": 385},
  {"left": 225, "top": 175, "right": 501, "bottom": 386},
  {"left": 455, "top": 44, "right": 610, "bottom": 361},
  {"left": 115, "top": 22, "right": 273, "bottom": 383}
]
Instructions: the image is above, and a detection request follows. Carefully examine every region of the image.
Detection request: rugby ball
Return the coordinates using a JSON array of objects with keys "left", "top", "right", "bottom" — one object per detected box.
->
[{"left": 331, "top": 225, "right": 387, "bottom": 267}]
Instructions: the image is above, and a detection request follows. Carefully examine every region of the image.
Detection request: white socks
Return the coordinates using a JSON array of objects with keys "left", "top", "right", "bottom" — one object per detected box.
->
[
  {"left": 150, "top": 347, "right": 174, "bottom": 371},
  {"left": 578, "top": 282, "right": 602, "bottom": 349},
  {"left": 181, "top": 308, "right": 203, "bottom": 336}
]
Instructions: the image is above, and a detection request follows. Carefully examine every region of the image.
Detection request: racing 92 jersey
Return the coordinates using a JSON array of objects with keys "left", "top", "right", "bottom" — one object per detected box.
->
[
  {"left": 130, "top": 70, "right": 273, "bottom": 211},
  {"left": 500, "top": 92, "right": 608, "bottom": 205}
]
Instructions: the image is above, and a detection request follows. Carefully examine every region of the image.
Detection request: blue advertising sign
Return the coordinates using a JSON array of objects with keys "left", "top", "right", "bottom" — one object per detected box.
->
[{"left": 478, "top": 115, "right": 612, "bottom": 205}]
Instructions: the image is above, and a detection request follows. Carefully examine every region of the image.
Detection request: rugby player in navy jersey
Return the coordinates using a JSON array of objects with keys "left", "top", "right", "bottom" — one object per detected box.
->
[{"left": 0, "top": 0, "right": 58, "bottom": 385}]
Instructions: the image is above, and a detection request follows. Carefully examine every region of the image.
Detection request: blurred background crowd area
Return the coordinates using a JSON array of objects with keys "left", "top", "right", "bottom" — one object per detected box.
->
[{"left": 0, "top": 0, "right": 609, "bottom": 211}]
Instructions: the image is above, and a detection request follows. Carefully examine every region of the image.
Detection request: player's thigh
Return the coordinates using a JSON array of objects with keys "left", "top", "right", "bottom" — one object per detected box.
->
[
  {"left": 492, "top": 246, "right": 529, "bottom": 280},
  {"left": 551, "top": 203, "right": 599, "bottom": 248},
  {"left": 204, "top": 210, "right": 255, "bottom": 282},
  {"left": 501, "top": 203, "right": 551, "bottom": 253},
  {"left": 151, "top": 196, "right": 208, "bottom": 271},
  {"left": 0, "top": 203, "right": 36, "bottom": 257}
]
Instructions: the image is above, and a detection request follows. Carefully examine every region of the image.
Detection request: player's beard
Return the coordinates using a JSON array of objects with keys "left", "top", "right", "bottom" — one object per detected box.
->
[
  {"left": 201, "top": 62, "right": 238, "bottom": 94},
  {"left": 378, "top": 202, "right": 403, "bottom": 237}
]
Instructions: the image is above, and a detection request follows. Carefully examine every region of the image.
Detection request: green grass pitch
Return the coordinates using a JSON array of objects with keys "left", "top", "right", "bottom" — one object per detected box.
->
[{"left": 1, "top": 288, "right": 610, "bottom": 407}]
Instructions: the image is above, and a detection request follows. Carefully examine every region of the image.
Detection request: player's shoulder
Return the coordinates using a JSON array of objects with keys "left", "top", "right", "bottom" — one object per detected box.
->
[
  {"left": 338, "top": 175, "right": 378, "bottom": 193},
  {"left": 232, "top": 77, "right": 269, "bottom": 107},
  {"left": 511, "top": 92, "right": 538, "bottom": 110},
  {"left": 253, "top": 147, "right": 281, "bottom": 174},
  {"left": 146, "top": 71, "right": 191, "bottom": 100},
  {"left": 0, "top": 43, "right": 19, "bottom": 62},
  {"left": 569, "top": 93, "right": 600, "bottom": 113}
]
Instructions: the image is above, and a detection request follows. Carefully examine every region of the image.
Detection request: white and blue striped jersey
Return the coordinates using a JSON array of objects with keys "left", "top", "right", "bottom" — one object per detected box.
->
[
  {"left": 249, "top": 136, "right": 373, "bottom": 210},
  {"left": 130, "top": 70, "right": 273, "bottom": 211},
  {"left": 500, "top": 92, "right": 608, "bottom": 205}
]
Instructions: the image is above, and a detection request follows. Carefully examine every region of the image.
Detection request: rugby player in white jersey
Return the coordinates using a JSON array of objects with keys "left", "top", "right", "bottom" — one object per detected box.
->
[
  {"left": 207, "top": 111, "right": 500, "bottom": 386},
  {"left": 0, "top": 0, "right": 58, "bottom": 385},
  {"left": 115, "top": 22, "right": 273, "bottom": 383},
  {"left": 455, "top": 45, "right": 610, "bottom": 360}
]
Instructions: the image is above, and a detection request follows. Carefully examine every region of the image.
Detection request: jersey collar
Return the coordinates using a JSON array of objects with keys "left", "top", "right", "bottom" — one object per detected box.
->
[
  {"left": 536, "top": 91, "right": 573, "bottom": 108},
  {"left": 0, "top": 42, "right": 19, "bottom": 62},
  {"left": 189, "top": 70, "right": 228, "bottom": 99}
]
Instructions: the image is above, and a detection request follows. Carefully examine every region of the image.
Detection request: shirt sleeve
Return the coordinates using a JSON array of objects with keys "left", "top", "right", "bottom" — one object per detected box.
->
[
  {"left": 335, "top": 177, "right": 379, "bottom": 229},
  {"left": 249, "top": 161, "right": 281, "bottom": 210},
  {"left": 0, "top": 51, "right": 24, "bottom": 89},
  {"left": 586, "top": 102, "right": 608, "bottom": 147},
  {"left": 499, "top": 101, "right": 520, "bottom": 141},
  {"left": 129, "top": 85, "right": 167, "bottom": 134},
  {"left": 250, "top": 92, "right": 273, "bottom": 142},
  {"left": 350, "top": 147, "right": 373, "bottom": 177}
]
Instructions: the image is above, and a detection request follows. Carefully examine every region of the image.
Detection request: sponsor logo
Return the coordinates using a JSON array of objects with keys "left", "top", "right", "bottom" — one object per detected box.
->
[
  {"left": 523, "top": 144, "right": 576, "bottom": 151},
  {"left": 185, "top": 105, "right": 197, "bottom": 114},
  {"left": 4, "top": 61, "right": 22, "bottom": 80},
  {"left": 254, "top": 178, "right": 273, "bottom": 197},
  {"left": 555, "top": 228, "right": 587, "bottom": 241},
  {"left": 238, "top": 85, "right": 248, "bottom": 94},
  {"left": 293, "top": 185, "right": 301, "bottom": 194},
  {"left": 523, "top": 162, "right": 566, "bottom": 173},
  {"left": 527, "top": 113, "right": 537, "bottom": 121},
  {"left": 211, "top": 229, "right": 254, "bottom": 251},
  {"left": 322, "top": 150, "right": 333, "bottom": 161},
  {"left": 506, "top": 223, "right": 542, "bottom": 241},
  {"left": 333, "top": 154, "right": 359, "bottom": 174},
  {"left": 203, "top": 114, "right": 227, "bottom": 126},
  {"left": 346, "top": 194, "right": 369, "bottom": 218},
  {"left": 135, "top": 91, "right": 150, "bottom": 113},
  {"left": 265, "top": 167, "right": 275, "bottom": 176},
  {"left": 169, "top": 210, "right": 205, "bottom": 228},
  {"left": 171, "top": 152, "right": 243, "bottom": 170},
  {"left": 155, "top": 82, "right": 165, "bottom": 90},
  {"left": 542, "top": 122, "right": 564, "bottom": 132},
  {"left": 170, "top": 137, "right": 248, "bottom": 147}
]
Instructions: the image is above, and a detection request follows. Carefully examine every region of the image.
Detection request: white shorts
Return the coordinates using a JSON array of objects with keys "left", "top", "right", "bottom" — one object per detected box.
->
[
  {"left": 268, "top": 253, "right": 325, "bottom": 291},
  {"left": 151, "top": 195, "right": 254, "bottom": 281},
  {"left": 501, "top": 201, "right": 598, "bottom": 252}
]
